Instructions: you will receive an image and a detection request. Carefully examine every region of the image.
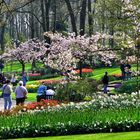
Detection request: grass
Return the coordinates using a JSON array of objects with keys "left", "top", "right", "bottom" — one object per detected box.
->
[
  {"left": 91, "top": 65, "right": 140, "bottom": 80},
  {"left": 16, "top": 132, "right": 140, "bottom": 140},
  {"left": 3, "top": 61, "right": 43, "bottom": 73},
  {"left": 10, "top": 92, "right": 36, "bottom": 102}
]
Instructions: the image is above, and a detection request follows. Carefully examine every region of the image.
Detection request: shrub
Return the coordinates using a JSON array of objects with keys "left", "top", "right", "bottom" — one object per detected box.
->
[
  {"left": 55, "top": 78, "right": 99, "bottom": 102},
  {"left": 35, "top": 67, "right": 60, "bottom": 75},
  {"left": 116, "top": 78, "right": 140, "bottom": 94}
]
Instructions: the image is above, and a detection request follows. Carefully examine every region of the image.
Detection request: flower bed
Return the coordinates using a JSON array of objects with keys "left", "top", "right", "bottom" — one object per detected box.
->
[
  {"left": 26, "top": 79, "right": 61, "bottom": 93},
  {"left": 28, "top": 73, "right": 41, "bottom": 77},
  {"left": 112, "top": 74, "right": 122, "bottom": 78},
  {"left": 1, "top": 106, "right": 140, "bottom": 139},
  {"left": 74, "top": 68, "right": 93, "bottom": 74},
  {"left": 35, "top": 79, "right": 61, "bottom": 85},
  {"left": 74, "top": 68, "right": 93, "bottom": 77},
  {"left": 26, "top": 99, "right": 60, "bottom": 110},
  {"left": 26, "top": 84, "right": 39, "bottom": 93},
  {"left": 0, "top": 93, "right": 140, "bottom": 139}
]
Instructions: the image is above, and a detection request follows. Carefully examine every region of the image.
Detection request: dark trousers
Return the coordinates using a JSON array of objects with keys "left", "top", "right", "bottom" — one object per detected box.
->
[
  {"left": 103, "top": 84, "right": 108, "bottom": 93},
  {"left": 46, "top": 95, "right": 54, "bottom": 100},
  {"left": 16, "top": 97, "right": 25, "bottom": 105},
  {"left": 121, "top": 71, "right": 125, "bottom": 80},
  {"left": 37, "top": 95, "right": 46, "bottom": 102}
]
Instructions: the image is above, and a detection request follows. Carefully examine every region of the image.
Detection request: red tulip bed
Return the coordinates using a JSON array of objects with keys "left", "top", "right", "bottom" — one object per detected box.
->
[
  {"left": 26, "top": 99, "right": 60, "bottom": 110},
  {"left": 74, "top": 68, "right": 93, "bottom": 77}
]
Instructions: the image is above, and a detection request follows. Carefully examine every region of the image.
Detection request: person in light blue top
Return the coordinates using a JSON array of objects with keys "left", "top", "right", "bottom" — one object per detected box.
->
[
  {"left": 37, "top": 81, "right": 47, "bottom": 102},
  {"left": 2, "top": 80, "right": 13, "bottom": 110}
]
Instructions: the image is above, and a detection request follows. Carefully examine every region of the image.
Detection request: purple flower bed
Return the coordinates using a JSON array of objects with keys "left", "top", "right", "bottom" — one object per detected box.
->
[{"left": 114, "top": 83, "right": 122, "bottom": 89}]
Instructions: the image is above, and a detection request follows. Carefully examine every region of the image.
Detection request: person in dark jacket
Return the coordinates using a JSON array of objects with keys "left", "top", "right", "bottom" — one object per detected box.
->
[
  {"left": 22, "top": 72, "right": 28, "bottom": 86},
  {"left": 120, "top": 61, "right": 126, "bottom": 81},
  {"left": 102, "top": 72, "right": 109, "bottom": 94},
  {"left": 124, "top": 62, "right": 131, "bottom": 80},
  {"left": 37, "top": 82, "right": 47, "bottom": 102}
]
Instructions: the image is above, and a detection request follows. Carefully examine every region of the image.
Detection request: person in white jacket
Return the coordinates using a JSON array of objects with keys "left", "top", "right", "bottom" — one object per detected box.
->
[
  {"left": 46, "top": 86, "right": 55, "bottom": 100},
  {"left": 14, "top": 81, "right": 28, "bottom": 105}
]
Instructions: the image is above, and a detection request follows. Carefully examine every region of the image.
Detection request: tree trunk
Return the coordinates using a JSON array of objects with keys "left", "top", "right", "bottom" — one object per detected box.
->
[
  {"left": 30, "top": 3, "right": 35, "bottom": 38},
  {"left": 109, "top": 27, "right": 114, "bottom": 48},
  {"left": 52, "top": 0, "right": 56, "bottom": 33},
  {"left": 15, "top": 14, "right": 20, "bottom": 40},
  {"left": 45, "top": 0, "right": 51, "bottom": 31},
  {"left": 88, "top": 0, "right": 93, "bottom": 36},
  {"left": 80, "top": 0, "right": 87, "bottom": 36},
  {"left": 79, "top": 60, "right": 82, "bottom": 77},
  {"left": 0, "top": 25, "right": 5, "bottom": 52},
  {"left": 65, "top": 0, "right": 77, "bottom": 35},
  {"left": 31, "top": 59, "right": 36, "bottom": 72},
  {"left": 21, "top": 62, "right": 25, "bottom": 74},
  {"left": 41, "top": 0, "right": 46, "bottom": 31}
]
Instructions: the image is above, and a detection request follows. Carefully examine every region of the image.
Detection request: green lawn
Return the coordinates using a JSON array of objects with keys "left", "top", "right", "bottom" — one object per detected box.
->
[
  {"left": 2, "top": 61, "right": 140, "bottom": 81},
  {"left": 10, "top": 92, "right": 36, "bottom": 102},
  {"left": 3, "top": 61, "right": 43, "bottom": 73},
  {"left": 16, "top": 132, "right": 140, "bottom": 140},
  {"left": 91, "top": 65, "right": 139, "bottom": 80}
]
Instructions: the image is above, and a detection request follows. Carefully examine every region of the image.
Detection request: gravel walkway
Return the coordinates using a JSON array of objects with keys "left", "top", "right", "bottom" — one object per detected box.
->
[{"left": 0, "top": 99, "right": 30, "bottom": 111}]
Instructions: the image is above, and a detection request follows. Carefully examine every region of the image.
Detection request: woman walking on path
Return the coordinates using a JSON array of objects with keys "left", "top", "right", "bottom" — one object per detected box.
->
[
  {"left": 2, "top": 80, "right": 13, "bottom": 111},
  {"left": 14, "top": 81, "right": 28, "bottom": 106}
]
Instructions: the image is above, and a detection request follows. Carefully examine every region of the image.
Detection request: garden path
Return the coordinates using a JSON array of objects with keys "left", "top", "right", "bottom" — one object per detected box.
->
[
  {"left": 0, "top": 99, "right": 30, "bottom": 111},
  {"left": 100, "top": 81, "right": 122, "bottom": 94}
]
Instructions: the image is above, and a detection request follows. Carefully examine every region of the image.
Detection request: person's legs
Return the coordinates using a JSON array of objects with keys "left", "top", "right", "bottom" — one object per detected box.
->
[
  {"left": 16, "top": 98, "right": 20, "bottom": 105},
  {"left": 103, "top": 84, "right": 108, "bottom": 94},
  {"left": 46, "top": 95, "right": 49, "bottom": 100},
  {"left": 37, "top": 95, "right": 41, "bottom": 102},
  {"left": 125, "top": 72, "right": 129, "bottom": 80},
  {"left": 7, "top": 96, "right": 12, "bottom": 110},
  {"left": 122, "top": 71, "right": 125, "bottom": 81},
  {"left": 20, "top": 98, "right": 25, "bottom": 106},
  {"left": 16, "top": 98, "right": 25, "bottom": 105},
  {"left": 4, "top": 97, "right": 8, "bottom": 110},
  {"left": 128, "top": 71, "right": 131, "bottom": 79}
]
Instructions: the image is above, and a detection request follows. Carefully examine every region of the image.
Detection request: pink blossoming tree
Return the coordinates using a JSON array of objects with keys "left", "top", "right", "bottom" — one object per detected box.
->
[
  {"left": 3, "top": 38, "right": 48, "bottom": 74},
  {"left": 43, "top": 32, "right": 117, "bottom": 77}
]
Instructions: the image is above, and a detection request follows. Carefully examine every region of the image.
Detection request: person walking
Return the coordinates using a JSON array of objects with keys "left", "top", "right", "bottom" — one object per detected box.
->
[
  {"left": 11, "top": 73, "right": 18, "bottom": 86},
  {"left": 102, "top": 72, "right": 109, "bottom": 94},
  {"left": 37, "top": 82, "right": 47, "bottom": 102},
  {"left": 125, "top": 61, "right": 131, "bottom": 80},
  {"left": 120, "top": 61, "right": 126, "bottom": 81},
  {"left": 2, "top": 80, "right": 13, "bottom": 111},
  {"left": 14, "top": 81, "right": 28, "bottom": 106},
  {"left": 22, "top": 72, "right": 28, "bottom": 86}
]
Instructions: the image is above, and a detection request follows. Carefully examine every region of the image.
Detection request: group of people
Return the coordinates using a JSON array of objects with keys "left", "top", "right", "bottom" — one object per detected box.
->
[
  {"left": 102, "top": 61, "right": 132, "bottom": 94},
  {"left": 0, "top": 72, "right": 28, "bottom": 111},
  {"left": 0, "top": 72, "right": 55, "bottom": 111},
  {"left": 120, "top": 61, "right": 131, "bottom": 81},
  {"left": 37, "top": 82, "right": 55, "bottom": 102},
  {"left": 1, "top": 80, "right": 28, "bottom": 111}
]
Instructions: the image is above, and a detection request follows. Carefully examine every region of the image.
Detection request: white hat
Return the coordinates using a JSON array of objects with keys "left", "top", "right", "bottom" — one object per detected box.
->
[{"left": 19, "top": 81, "right": 23, "bottom": 85}]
